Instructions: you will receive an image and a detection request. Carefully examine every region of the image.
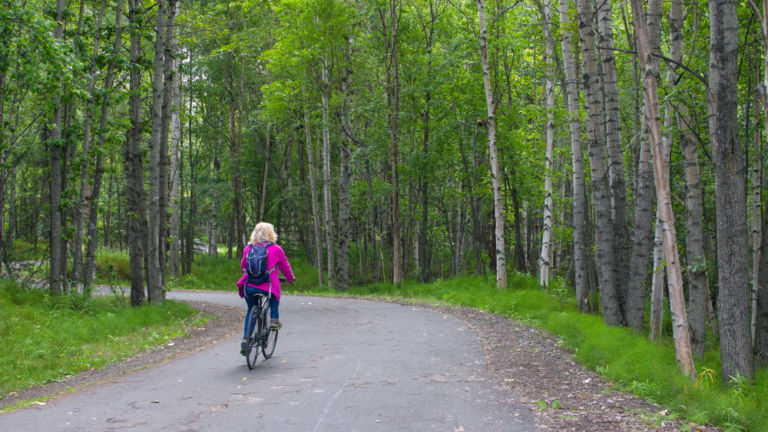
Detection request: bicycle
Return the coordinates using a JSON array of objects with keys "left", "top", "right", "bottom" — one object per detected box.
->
[{"left": 243, "top": 278, "right": 284, "bottom": 369}]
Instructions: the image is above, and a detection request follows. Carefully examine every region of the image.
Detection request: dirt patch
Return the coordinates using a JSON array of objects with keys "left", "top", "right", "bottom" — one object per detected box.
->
[
  {"left": 429, "top": 304, "right": 720, "bottom": 432},
  {"left": 0, "top": 301, "right": 241, "bottom": 412}
]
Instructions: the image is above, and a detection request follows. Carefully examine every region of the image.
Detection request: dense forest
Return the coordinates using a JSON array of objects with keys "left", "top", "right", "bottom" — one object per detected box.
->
[{"left": 1, "top": 0, "right": 767, "bottom": 383}]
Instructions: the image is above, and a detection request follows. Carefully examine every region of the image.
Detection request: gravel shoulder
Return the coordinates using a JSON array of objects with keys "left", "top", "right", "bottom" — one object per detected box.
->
[{"left": 1, "top": 297, "right": 720, "bottom": 431}]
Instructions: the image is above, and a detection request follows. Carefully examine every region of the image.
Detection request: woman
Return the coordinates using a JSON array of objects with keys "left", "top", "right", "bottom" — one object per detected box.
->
[{"left": 237, "top": 222, "right": 295, "bottom": 355}]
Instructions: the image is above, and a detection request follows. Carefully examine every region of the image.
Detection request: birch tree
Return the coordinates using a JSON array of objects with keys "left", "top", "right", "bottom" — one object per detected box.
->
[
  {"left": 629, "top": 0, "right": 695, "bottom": 377},
  {"left": 558, "top": 0, "right": 588, "bottom": 310},
  {"left": 538, "top": 0, "right": 555, "bottom": 287},
  {"left": 476, "top": 0, "right": 506, "bottom": 288}
]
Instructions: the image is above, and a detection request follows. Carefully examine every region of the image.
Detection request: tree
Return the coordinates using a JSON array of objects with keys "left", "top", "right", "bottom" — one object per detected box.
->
[
  {"left": 538, "top": 0, "right": 555, "bottom": 288},
  {"left": 125, "top": 0, "right": 149, "bottom": 306},
  {"left": 629, "top": 0, "right": 695, "bottom": 377},
  {"left": 708, "top": 0, "right": 754, "bottom": 384},
  {"left": 49, "top": 0, "right": 67, "bottom": 295},
  {"left": 578, "top": 0, "right": 621, "bottom": 324},
  {"left": 558, "top": 0, "right": 588, "bottom": 310},
  {"left": 476, "top": 0, "right": 506, "bottom": 288}
]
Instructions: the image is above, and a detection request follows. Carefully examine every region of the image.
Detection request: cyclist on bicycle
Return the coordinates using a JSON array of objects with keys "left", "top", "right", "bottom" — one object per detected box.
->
[{"left": 237, "top": 222, "right": 295, "bottom": 355}]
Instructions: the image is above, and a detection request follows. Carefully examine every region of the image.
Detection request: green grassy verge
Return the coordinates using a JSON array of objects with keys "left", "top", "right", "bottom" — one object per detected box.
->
[{"left": 0, "top": 279, "right": 201, "bottom": 400}]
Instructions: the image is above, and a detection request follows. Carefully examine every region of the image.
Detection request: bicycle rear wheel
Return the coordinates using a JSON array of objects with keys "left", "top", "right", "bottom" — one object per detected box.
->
[
  {"left": 261, "top": 304, "right": 279, "bottom": 359},
  {"left": 246, "top": 307, "right": 261, "bottom": 369}
]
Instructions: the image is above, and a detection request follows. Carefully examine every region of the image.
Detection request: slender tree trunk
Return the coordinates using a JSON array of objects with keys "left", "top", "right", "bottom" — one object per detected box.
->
[
  {"left": 49, "top": 0, "right": 66, "bottom": 296},
  {"left": 625, "top": 0, "right": 662, "bottom": 331},
  {"left": 304, "top": 100, "right": 324, "bottom": 286},
  {"left": 476, "top": 0, "right": 506, "bottom": 288},
  {"left": 630, "top": 0, "right": 695, "bottom": 377},
  {"left": 260, "top": 124, "right": 271, "bottom": 221},
  {"left": 665, "top": 0, "right": 710, "bottom": 357},
  {"left": 756, "top": 196, "right": 768, "bottom": 365},
  {"left": 579, "top": 0, "right": 620, "bottom": 324},
  {"left": 158, "top": 0, "right": 177, "bottom": 288},
  {"left": 321, "top": 57, "right": 335, "bottom": 289},
  {"left": 382, "top": 0, "right": 403, "bottom": 284},
  {"left": 559, "top": 0, "right": 588, "bottom": 310},
  {"left": 85, "top": 0, "right": 124, "bottom": 291},
  {"left": 709, "top": 0, "right": 754, "bottom": 384},
  {"left": 539, "top": 0, "right": 555, "bottom": 287},
  {"left": 147, "top": 0, "right": 167, "bottom": 304},
  {"left": 209, "top": 155, "right": 220, "bottom": 257},
  {"left": 168, "top": 48, "right": 183, "bottom": 277},
  {"left": 338, "top": 36, "right": 356, "bottom": 292},
  {"left": 229, "top": 52, "right": 245, "bottom": 258},
  {"left": 72, "top": 0, "right": 107, "bottom": 287},
  {"left": 627, "top": 125, "right": 655, "bottom": 330},
  {"left": 649, "top": 207, "right": 665, "bottom": 340},
  {"left": 597, "top": 0, "right": 630, "bottom": 316},
  {"left": 125, "top": 0, "right": 147, "bottom": 306}
]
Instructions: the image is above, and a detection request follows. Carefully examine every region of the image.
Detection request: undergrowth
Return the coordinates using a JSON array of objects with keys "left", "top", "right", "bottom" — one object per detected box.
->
[{"left": 0, "top": 279, "right": 197, "bottom": 398}]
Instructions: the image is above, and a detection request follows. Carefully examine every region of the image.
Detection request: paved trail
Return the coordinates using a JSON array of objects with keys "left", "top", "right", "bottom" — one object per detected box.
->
[{"left": 1, "top": 291, "right": 540, "bottom": 431}]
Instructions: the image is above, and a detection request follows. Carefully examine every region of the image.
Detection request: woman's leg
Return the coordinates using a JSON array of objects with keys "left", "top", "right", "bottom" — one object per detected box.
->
[{"left": 269, "top": 296, "right": 279, "bottom": 320}]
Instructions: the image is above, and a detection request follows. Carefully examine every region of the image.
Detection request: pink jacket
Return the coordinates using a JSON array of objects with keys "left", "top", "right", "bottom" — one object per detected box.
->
[{"left": 237, "top": 242, "right": 294, "bottom": 302}]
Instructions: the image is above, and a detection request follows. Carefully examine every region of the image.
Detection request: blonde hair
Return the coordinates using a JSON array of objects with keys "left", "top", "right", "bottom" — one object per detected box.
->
[{"left": 249, "top": 222, "right": 277, "bottom": 244}]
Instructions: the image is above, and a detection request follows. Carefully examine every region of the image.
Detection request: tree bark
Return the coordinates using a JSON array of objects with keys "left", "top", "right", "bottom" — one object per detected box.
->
[
  {"left": 667, "top": 0, "right": 710, "bottom": 357},
  {"left": 147, "top": 0, "right": 167, "bottom": 304},
  {"left": 558, "top": 0, "right": 588, "bottom": 310},
  {"left": 382, "top": 0, "right": 403, "bottom": 284},
  {"left": 597, "top": 0, "right": 630, "bottom": 312},
  {"left": 709, "top": 0, "right": 754, "bottom": 384},
  {"left": 168, "top": 46, "right": 183, "bottom": 277},
  {"left": 625, "top": 0, "right": 661, "bottom": 331},
  {"left": 49, "top": 0, "right": 67, "bottom": 296},
  {"left": 159, "top": 0, "right": 178, "bottom": 288},
  {"left": 125, "top": 0, "right": 147, "bottom": 306},
  {"left": 538, "top": 0, "right": 555, "bottom": 287},
  {"left": 476, "top": 0, "right": 506, "bottom": 288},
  {"left": 579, "top": 0, "right": 620, "bottom": 324},
  {"left": 630, "top": 0, "right": 695, "bottom": 377}
]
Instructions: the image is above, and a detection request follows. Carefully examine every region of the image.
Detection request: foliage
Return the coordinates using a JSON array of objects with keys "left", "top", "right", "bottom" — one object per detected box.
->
[{"left": 0, "top": 279, "right": 197, "bottom": 397}]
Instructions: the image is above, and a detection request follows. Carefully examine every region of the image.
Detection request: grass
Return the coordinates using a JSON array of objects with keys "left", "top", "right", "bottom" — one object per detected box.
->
[{"left": 0, "top": 279, "right": 200, "bottom": 399}]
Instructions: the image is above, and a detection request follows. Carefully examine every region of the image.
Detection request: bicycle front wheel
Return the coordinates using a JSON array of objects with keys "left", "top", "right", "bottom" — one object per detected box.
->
[{"left": 246, "top": 308, "right": 261, "bottom": 369}]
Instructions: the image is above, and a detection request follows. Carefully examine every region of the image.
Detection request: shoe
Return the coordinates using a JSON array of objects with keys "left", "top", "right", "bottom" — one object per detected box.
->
[
  {"left": 270, "top": 319, "right": 282, "bottom": 328},
  {"left": 240, "top": 339, "right": 247, "bottom": 356}
]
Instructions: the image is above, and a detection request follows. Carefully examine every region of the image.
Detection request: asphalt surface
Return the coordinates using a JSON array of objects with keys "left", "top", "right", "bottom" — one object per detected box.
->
[{"left": 1, "top": 291, "right": 540, "bottom": 431}]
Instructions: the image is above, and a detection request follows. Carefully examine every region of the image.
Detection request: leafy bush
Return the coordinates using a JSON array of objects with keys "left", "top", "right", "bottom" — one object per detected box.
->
[{"left": 94, "top": 250, "right": 131, "bottom": 283}]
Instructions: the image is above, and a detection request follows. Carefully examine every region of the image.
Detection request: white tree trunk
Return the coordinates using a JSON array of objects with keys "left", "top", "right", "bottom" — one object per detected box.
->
[
  {"left": 321, "top": 57, "right": 335, "bottom": 290},
  {"left": 539, "top": 0, "right": 555, "bottom": 288},
  {"left": 630, "top": 0, "right": 695, "bottom": 377},
  {"left": 558, "top": 0, "right": 588, "bottom": 309},
  {"left": 476, "top": 0, "right": 506, "bottom": 288}
]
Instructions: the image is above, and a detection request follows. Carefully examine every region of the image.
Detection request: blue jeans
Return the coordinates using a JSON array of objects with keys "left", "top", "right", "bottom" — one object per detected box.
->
[{"left": 242, "top": 286, "right": 279, "bottom": 339}]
